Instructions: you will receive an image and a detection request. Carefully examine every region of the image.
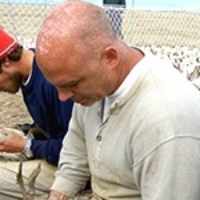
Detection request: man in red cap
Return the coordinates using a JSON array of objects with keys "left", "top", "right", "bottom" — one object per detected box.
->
[
  {"left": 0, "top": 29, "right": 18, "bottom": 60},
  {"left": 0, "top": 29, "right": 76, "bottom": 199}
]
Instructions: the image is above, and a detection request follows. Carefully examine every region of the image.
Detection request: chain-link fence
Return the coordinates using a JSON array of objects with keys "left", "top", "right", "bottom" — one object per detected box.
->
[
  {"left": 0, "top": 3, "right": 53, "bottom": 48},
  {"left": 128, "top": 9, "right": 200, "bottom": 47},
  {"left": 1, "top": 2, "right": 200, "bottom": 47}
]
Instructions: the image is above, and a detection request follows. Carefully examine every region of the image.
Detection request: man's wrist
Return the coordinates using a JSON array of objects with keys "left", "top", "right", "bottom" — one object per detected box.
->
[{"left": 22, "top": 138, "right": 33, "bottom": 159}]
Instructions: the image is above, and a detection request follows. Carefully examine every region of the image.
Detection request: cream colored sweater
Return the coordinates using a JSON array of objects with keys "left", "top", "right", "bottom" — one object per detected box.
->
[{"left": 52, "top": 53, "right": 200, "bottom": 200}]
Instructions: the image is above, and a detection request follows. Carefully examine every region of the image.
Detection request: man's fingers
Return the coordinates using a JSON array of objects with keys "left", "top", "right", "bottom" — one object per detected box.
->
[
  {"left": 0, "top": 127, "right": 25, "bottom": 137},
  {"left": 48, "top": 191, "right": 68, "bottom": 200}
]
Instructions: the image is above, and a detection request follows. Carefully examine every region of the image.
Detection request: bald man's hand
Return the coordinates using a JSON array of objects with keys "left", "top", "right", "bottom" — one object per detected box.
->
[{"left": 48, "top": 190, "right": 69, "bottom": 200}]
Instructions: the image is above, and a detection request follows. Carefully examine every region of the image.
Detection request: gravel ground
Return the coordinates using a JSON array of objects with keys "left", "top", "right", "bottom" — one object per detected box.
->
[{"left": 0, "top": 91, "right": 31, "bottom": 127}]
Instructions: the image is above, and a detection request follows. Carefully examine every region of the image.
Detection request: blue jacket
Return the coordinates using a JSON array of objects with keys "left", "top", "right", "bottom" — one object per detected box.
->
[{"left": 21, "top": 51, "right": 73, "bottom": 165}]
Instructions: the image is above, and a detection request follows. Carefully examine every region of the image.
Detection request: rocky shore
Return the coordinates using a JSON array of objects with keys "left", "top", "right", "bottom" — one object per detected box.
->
[{"left": 140, "top": 45, "right": 200, "bottom": 89}]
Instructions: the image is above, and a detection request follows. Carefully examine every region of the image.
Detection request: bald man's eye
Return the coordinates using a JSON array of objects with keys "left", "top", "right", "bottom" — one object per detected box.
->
[{"left": 67, "top": 80, "right": 80, "bottom": 88}]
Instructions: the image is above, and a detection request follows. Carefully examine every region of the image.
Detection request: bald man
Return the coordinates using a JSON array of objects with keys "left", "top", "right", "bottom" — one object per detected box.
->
[{"left": 36, "top": 1, "right": 200, "bottom": 200}]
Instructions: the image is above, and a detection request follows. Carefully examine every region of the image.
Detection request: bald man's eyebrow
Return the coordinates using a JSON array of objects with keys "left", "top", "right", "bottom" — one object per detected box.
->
[{"left": 59, "top": 80, "right": 80, "bottom": 88}]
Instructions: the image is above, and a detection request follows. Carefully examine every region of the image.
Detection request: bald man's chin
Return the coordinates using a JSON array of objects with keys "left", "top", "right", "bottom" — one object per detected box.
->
[{"left": 76, "top": 98, "right": 97, "bottom": 107}]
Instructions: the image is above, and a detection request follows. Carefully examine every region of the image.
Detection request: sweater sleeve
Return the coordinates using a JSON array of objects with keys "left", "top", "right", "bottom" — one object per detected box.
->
[
  {"left": 51, "top": 104, "right": 90, "bottom": 197},
  {"left": 31, "top": 137, "right": 63, "bottom": 165},
  {"left": 133, "top": 138, "right": 200, "bottom": 200}
]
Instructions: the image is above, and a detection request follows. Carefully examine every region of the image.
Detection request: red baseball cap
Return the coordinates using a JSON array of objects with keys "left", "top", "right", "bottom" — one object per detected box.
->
[{"left": 0, "top": 29, "right": 18, "bottom": 60}]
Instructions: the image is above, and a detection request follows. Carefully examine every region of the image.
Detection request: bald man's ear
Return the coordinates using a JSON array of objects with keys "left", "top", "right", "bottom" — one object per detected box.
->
[{"left": 102, "top": 46, "right": 120, "bottom": 68}]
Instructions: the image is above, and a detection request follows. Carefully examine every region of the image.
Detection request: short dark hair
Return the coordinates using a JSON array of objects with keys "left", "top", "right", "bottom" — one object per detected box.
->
[
  {"left": 0, "top": 44, "right": 23, "bottom": 73},
  {"left": 7, "top": 44, "right": 23, "bottom": 61}
]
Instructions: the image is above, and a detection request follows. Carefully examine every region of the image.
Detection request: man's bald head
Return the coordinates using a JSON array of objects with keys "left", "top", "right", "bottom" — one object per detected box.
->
[
  {"left": 36, "top": 0, "right": 118, "bottom": 63},
  {"left": 35, "top": 0, "right": 128, "bottom": 104}
]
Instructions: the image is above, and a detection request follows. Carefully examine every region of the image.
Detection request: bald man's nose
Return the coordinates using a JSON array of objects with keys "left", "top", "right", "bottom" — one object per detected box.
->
[{"left": 57, "top": 89, "right": 74, "bottom": 102}]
